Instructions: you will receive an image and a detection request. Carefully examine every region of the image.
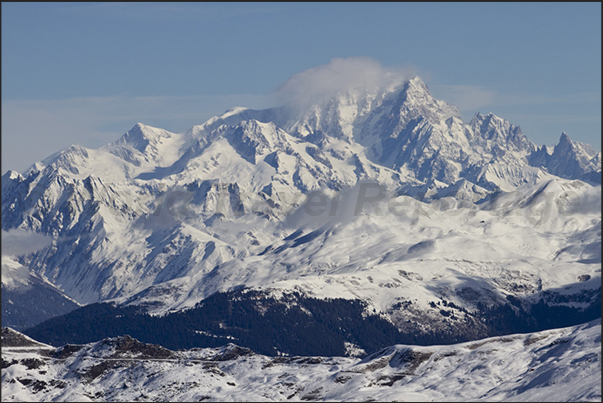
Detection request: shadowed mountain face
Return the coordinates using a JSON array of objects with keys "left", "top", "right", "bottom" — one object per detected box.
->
[
  {"left": 1, "top": 257, "right": 80, "bottom": 331},
  {"left": 1, "top": 75, "right": 600, "bottom": 349}
]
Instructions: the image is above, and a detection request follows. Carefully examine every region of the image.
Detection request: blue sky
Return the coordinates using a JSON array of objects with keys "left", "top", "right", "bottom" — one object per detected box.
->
[{"left": 2, "top": 2, "right": 601, "bottom": 173}]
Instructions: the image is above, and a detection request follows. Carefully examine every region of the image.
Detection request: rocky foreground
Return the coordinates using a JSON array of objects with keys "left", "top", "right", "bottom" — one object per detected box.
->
[{"left": 2, "top": 319, "right": 600, "bottom": 402}]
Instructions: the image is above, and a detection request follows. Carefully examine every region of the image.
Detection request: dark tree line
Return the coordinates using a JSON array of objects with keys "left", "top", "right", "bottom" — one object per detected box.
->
[{"left": 24, "top": 287, "right": 601, "bottom": 357}]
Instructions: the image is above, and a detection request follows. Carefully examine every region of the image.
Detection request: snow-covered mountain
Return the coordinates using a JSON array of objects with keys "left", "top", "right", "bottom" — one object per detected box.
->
[
  {"left": 2, "top": 319, "right": 600, "bottom": 402},
  {"left": 1, "top": 73, "right": 600, "bottom": 351},
  {"left": 530, "top": 131, "right": 602, "bottom": 184}
]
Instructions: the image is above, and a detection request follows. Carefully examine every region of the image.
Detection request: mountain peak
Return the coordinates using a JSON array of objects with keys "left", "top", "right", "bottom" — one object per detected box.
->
[
  {"left": 393, "top": 77, "right": 462, "bottom": 127},
  {"left": 468, "top": 112, "right": 533, "bottom": 152},
  {"left": 553, "top": 132, "right": 597, "bottom": 157},
  {"left": 407, "top": 75, "right": 428, "bottom": 90},
  {"left": 538, "top": 131, "right": 602, "bottom": 184},
  {"left": 115, "top": 123, "right": 174, "bottom": 153},
  {"left": 558, "top": 131, "right": 573, "bottom": 146},
  {"left": 222, "top": 107, "right": 251, "bottom": 119}
]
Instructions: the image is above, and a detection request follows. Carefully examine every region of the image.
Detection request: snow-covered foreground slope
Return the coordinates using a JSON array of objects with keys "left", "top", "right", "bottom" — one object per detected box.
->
[{"left": 2, "top": 320, "right": 601, "bottom": 402}]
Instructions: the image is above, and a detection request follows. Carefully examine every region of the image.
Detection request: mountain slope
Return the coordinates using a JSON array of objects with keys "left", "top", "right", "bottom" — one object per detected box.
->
[
  {"left": 2, "top": 319, "right": 600, "bottom": 402},
  {"left": 1, "top": 257, "right": 80, "bottom": 331},
  {"left": 1, "top": 75, "right": 600, "bottom": 340}
]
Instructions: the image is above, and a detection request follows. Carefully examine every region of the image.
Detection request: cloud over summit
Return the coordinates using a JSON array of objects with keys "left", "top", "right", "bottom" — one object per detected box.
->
[{"left": 273, "top": 57, "right": 417, "bottom": 109}]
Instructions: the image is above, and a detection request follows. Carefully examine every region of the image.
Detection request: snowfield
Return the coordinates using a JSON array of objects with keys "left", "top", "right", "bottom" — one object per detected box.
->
[{"left": 1, "top": 320, "right": 600, "bottom": 402}]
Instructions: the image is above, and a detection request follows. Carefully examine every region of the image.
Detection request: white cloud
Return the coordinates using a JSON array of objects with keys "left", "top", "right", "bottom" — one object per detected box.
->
[
  {"left": 273, "top": 57, "right": 417, "bottom": 110},
  {"left": 1, "top": 229, "right": 53, "bottom": 257}
]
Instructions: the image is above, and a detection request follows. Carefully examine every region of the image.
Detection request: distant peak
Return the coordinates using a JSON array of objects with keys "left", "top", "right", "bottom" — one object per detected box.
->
[
  {"left": 471, "top": 112, "right": 511, "bottom": 128},
  {"left": 559, "top": 132, "right": 572, "bottom": 143},
  {"left": 555, "top": 132, "right": 575, "bottom": 152},
  {"left": 407, "top": 76, "right": 428, "bottom": 89},
  {"left": 130, "top": 122, "right": 158, "bottom": 133},
  {"left": 126, "top": 122, "right": 170, "bottom": 137},
  {"left": 553, "top": 131, "right": 598, "bottom": 160},
  {"left": 274, "top": 57, "right": 416, "bottom": 110},
  {"left": 112, "top": 123, "right": 173, "bottom": 155},
  {"left": 474, "top": 112, "right": 497, "bottom": 120},
  {"left": 223, "top": 107, "right": 250, "bottom": 117}
]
